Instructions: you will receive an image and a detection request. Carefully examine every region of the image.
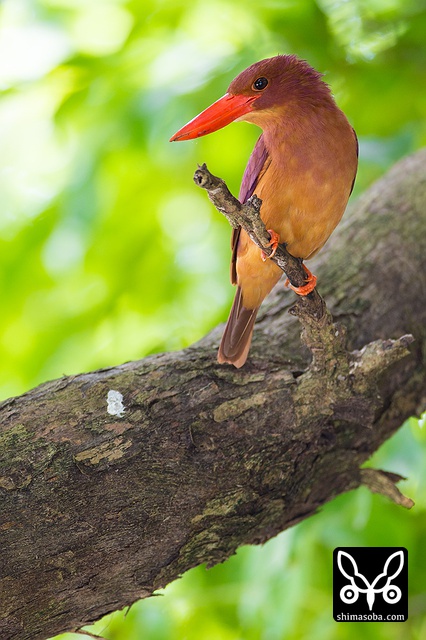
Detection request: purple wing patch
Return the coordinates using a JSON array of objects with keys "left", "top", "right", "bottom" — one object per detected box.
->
[
  {"left": 239, "top": 134, "right": 269, "bottom": 203},
  {"left": 231, "top": 135, "right": 270, "bottom": 284}
]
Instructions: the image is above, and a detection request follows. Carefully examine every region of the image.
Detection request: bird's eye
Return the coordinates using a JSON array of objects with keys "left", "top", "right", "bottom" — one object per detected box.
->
[{"left": 252, "top": 77, "right": 268, "bottom": 91}]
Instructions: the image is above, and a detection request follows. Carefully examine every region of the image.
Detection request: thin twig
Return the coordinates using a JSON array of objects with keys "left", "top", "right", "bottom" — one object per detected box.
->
[
  {"left": 360, "top": 469, "right": 414, "bottom": 508},
  {"left": 193, "top": 163, "right": 326, "bottom": 322},
  {"left": 192, "top": 163, "right": 415, "bottom": 380}
]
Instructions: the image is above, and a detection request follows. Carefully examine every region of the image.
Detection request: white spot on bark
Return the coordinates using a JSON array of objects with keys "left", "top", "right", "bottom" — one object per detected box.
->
[{"left": 107, "top": 390, "right": 125, "bottom": 417}]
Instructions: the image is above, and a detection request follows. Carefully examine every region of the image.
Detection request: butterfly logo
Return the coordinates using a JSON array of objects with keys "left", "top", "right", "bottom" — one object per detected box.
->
[{"left": 337, "top": 550, "right": 404, "bottom": 611}]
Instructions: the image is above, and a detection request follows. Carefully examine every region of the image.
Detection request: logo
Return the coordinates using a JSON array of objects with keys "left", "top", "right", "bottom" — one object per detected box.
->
[{"left": 333, "top": 547, "right": 408, "bottom": 622}]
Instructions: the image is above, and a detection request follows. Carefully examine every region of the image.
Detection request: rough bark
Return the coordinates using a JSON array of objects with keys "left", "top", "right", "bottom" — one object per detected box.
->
[{"left": 1, "top": 150, "right": 425, "bottom": 640}]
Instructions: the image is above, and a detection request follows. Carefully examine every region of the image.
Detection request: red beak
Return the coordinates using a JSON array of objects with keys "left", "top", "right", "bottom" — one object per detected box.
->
[{"left": 170, "top": 93, "right": 259, "bottom": 142}]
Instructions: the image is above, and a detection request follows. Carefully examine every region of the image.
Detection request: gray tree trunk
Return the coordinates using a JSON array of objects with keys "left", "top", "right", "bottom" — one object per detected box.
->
[{"left": 1, "top": 150, "right": 425, "bottom": 640}]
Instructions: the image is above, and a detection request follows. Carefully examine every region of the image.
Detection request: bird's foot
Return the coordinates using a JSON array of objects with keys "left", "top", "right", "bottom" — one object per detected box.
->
[
  {"left": 261, "top": 229, "right": 280, "bottom": 261},
  {"left": 285, "top": 263, "right": 317, "bottom": 296}
]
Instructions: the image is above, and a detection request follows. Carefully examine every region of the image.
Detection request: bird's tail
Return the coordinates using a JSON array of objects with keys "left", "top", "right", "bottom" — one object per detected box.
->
[{"left": 217, "top": 286, "right": 259, "bottom": 368}]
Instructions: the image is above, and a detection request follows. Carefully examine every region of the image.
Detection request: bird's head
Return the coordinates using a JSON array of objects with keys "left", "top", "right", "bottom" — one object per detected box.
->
[{"left": 170, "top": 55, "right": 329, "bottom": 141}]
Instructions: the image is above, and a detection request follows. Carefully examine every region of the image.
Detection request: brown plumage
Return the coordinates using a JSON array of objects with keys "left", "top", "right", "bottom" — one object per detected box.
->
[{"left": 171, "top": 55, "right": 358, "bottom": 368}]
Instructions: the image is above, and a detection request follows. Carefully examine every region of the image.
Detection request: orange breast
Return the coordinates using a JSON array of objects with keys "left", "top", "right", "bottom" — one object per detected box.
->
[{"left": 236, "top": 112, "right": 357, "bottom": 309}]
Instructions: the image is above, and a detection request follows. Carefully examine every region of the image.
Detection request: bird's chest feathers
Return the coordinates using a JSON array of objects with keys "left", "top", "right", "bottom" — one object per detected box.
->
[{"left": 253, "top": 124, "right": 354, "bottom": 257}]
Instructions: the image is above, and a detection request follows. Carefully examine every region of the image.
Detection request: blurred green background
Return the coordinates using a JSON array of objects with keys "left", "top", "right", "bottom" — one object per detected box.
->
[{"left": 1, "top": 0, "right": 425, "bottom": 638}]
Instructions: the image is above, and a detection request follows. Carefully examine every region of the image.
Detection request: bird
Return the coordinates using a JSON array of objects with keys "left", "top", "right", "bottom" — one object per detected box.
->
[{"left": 170, "top": 55, "right": 358, "bottom": 368}]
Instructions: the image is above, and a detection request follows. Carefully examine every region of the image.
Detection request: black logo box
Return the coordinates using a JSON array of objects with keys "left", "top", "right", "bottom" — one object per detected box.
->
[{"left": 333, "top": 547, "right": 408, "bottom": 622}]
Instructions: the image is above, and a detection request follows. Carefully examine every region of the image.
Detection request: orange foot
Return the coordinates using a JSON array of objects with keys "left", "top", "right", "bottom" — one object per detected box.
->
[
  {"left": 285, "top": 263, "right": 317, "bottom": 296},
  {"left": 261, "top": 229, "right": 280, "bottom": 262}
]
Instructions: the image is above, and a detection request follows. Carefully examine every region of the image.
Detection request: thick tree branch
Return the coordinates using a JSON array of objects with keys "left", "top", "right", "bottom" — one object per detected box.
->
[{"left": 1, "top": 150, "right": 426, "bottom": 640}]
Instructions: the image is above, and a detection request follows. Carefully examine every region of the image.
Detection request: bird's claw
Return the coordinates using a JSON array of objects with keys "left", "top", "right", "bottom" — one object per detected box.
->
[
  {"left": 285, "top": 263, "right": 317, "bottom": 296},
  {"left": 261, "top": 229, "right": 280, "bottom": 261}
]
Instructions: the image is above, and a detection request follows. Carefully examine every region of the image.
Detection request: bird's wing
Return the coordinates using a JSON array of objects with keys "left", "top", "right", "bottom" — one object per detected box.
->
[
  {"left": 239, "top": 133, "right": 270, "bottom": 203},
  {"left": 349, "top": 128, "right": 359, "bottom": 196},
  {"left": 231, "top": 134, "right": 270, "bottom": 284}
]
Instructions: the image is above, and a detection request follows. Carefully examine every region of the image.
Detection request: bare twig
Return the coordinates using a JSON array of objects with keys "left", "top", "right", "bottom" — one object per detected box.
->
[
  {"left": 193, "top": 162, "right": 415, "bottom": 399},
  {"left": 193, "top": 162, "right": 342, "bottom": 369},
  {"left": 193, "top": 163, "right": 326, "bottom": 320},
  {"left": 360, "top": 469, "right": 415, "bottom": 509}
]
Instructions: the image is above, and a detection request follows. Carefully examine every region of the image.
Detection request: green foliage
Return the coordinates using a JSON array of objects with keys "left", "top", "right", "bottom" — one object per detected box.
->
[
  {"left": 1, "top": 0, "right": 425, "bottom": 638},
  {"left": 1, "top": 0, "right": 426, "bottom": 398}
]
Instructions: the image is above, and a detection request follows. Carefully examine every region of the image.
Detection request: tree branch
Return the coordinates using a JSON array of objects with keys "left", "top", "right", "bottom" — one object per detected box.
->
[
  {"left": 360, "top": 469, "right": 414, "bottom": 509},
  {"left": 193, "top": 163, "right": 326, "bottom": 320},
  {"left": 1, "top": 150, "right": 426, "bottom": 640}
]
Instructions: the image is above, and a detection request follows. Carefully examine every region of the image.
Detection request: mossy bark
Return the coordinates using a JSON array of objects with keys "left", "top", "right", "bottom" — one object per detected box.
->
[{"left": 1, "top": 150, "right": 425, "bottom": 640}]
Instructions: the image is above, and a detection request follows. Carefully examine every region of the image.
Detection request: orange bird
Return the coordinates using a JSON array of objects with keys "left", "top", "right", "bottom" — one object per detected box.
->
[{"left": 170, "top": 55, "right": 358, "bottom": 368}]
